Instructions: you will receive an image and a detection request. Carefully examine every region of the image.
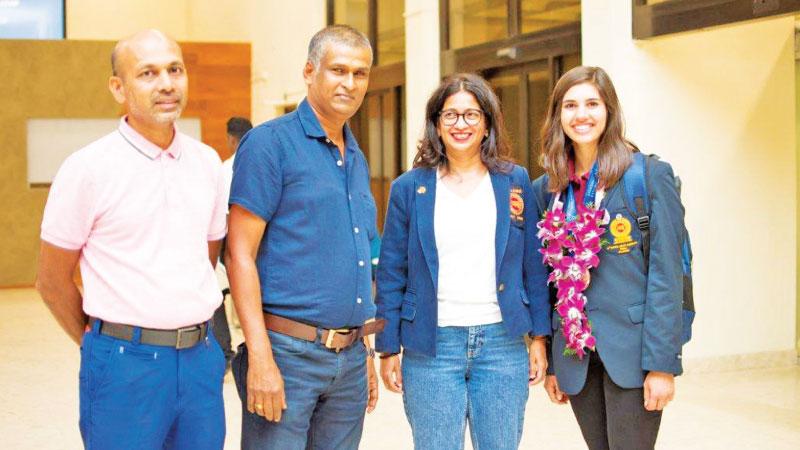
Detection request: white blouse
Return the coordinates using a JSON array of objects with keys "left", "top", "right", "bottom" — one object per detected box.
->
[{"left": 434, "top": 170, "right": 502, "bottom": 327}]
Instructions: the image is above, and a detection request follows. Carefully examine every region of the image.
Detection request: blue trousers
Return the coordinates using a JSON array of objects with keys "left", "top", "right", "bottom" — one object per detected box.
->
[
  {"left": 79, "top": 320, "right": 226, "bottom": 449},
  {"left": 232, "top": 330, "right": 368, "bottom": 450},
  {"left": 401, "top": 323, "right": 530, "bottom": 450}
]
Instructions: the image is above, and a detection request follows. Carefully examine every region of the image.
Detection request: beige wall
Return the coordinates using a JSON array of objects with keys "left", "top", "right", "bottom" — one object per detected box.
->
[
  {"left": 0, "top": 40, "right": 118, "bottom": 286},
  {"left": 66, "top": 0, "right": 191, "bottom": 40},
  {"left": 66, "top": 0, "right": 325, "bottom": 124},
  {"left": 583, "top": 2, "right": 797, "bottom": 360}
]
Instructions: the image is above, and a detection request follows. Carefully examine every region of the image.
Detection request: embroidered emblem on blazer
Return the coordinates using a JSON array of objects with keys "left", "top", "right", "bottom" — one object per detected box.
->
[
  {"left": 606, "top": 213, "right": 638, "bottom": 254},
  {"left": 510, "top": 186, "right": 524, "bottom": 223}
]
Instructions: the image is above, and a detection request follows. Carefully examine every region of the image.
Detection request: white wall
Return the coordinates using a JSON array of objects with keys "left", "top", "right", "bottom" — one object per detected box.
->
[
  {"left": 65, "top": 0, "right": 326, "bottom": 124},
  {"left": 404, "top": 0, "right": 441, "bottom": 169},
  {"left": 583, "top": 1, "right": 797, "bottom": 361}
]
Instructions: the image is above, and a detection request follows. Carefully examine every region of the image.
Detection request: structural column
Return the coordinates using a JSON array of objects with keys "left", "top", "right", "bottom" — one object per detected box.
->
[{"left": 403, "top": 0, "right": 441, "bottom": 169}]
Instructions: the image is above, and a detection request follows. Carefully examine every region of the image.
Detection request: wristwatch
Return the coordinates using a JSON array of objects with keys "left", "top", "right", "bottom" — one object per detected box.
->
[
  {"left": 367, "top": 347, "right": 376, "bottom": 359},
  {"left": 379, "top": 352, "right": 399, "bottom": 359}
]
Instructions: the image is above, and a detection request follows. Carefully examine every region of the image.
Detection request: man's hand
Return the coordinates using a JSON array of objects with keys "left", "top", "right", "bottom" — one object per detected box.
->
[
  {"left": 366, "top": 355, "right": 379, "bottom": 413},
  {"left": 643, "top": 371, "right": 674, "bottom": 411},
  {"left": 544, "top": 375, "right": 569, "bottom": 404},
  {"left": 247, "top": 356, "right": 287, "bottom": 422},
  {"left": 379, "top": 354, "right": 403, "bottom": 393},
  {"left": 528, "top": 337, "right": 547, "bottom": 385}
]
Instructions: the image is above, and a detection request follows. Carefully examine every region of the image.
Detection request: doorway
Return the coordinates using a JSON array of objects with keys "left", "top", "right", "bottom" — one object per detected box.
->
[{"left": 483, "top": 53, "right": 580, "bottom": 179}]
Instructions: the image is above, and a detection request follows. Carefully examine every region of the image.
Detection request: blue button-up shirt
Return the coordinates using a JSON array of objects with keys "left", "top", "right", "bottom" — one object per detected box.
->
[{"left": 230, "top": 98, "right": 378, "bottom": 328}]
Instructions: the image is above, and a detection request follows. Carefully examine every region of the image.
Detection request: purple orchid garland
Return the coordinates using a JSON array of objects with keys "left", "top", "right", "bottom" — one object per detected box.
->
[{"left": 537, "top": 200, "right": 609, "bottom": 358}]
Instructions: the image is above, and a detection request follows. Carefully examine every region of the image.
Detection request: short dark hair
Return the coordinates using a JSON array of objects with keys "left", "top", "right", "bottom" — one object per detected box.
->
[
  {"left": 307, "top": 25, "right": 372, "bottom": 69},
  {"left": 414, "top": 73, "right": 513, "bottom": 173},
  {"left": 226, "top": 117, "right": 253, "bottom": 141}
]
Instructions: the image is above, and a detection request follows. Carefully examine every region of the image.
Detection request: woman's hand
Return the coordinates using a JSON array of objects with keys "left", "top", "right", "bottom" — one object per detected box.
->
[
  {"left": 379, "top": 354, "right": 403, "bottom": 393},
  {"left": 643, "top": 371, "right": 674, "bottom": 411},
  {"left": 543, "top": 374, "right": 569, "bottom": 404},
  {"left": 528, "top": 337, "right": 547, "bottom": 385}
]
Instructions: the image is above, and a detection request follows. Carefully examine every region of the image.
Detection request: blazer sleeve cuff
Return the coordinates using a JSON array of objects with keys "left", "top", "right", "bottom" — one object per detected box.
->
[
  {"left": 374, "top": 328, "right": 401, "bottom": 354},
  {"left": 642, "top": 355, "right": 683, "bottom": 376}
]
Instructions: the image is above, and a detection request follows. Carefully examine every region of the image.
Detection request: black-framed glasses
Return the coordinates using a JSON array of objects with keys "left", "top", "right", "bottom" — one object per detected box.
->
[{"left": 439, "top": 108, "right": 483, "bottom": 126}]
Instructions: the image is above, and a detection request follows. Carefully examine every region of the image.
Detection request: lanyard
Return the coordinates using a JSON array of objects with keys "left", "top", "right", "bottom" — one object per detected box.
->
[{"left": 564, "top": 162, "right": 599, "bottom": 222}]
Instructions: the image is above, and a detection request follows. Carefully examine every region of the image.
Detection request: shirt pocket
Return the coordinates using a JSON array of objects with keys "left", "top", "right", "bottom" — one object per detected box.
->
[{"left": 357, "top": 191, "right": 379, "bottom": 240}]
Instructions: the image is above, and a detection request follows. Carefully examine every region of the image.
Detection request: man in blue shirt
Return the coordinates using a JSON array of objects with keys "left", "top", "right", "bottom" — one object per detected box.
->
[{"left": 226, "top": 25, "right": 382, "bottom": 449}]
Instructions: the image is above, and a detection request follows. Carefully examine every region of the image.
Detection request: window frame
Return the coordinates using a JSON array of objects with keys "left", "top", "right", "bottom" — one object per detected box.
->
[
  {"left": 439, "top": 0, "right": 581, "bottom": 74},
  {"left": 632, "top": 0, "right": 800, "bottom": 40}
]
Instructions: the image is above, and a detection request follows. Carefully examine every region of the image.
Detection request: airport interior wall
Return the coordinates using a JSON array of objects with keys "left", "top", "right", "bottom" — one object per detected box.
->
[{"left": 583, "top": 1, "right": 797, "bottom": 365}]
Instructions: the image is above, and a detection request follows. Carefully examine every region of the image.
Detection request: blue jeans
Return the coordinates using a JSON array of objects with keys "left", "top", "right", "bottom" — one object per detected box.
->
[
  {"left": 79, "top": 320, "right": 226, "bottom": 449},
  {"left": 232, "top": 330, "right": 368, "bottom": 450},
  {"left": 401, "top": 322, "right": 529, "bottom": 450}
]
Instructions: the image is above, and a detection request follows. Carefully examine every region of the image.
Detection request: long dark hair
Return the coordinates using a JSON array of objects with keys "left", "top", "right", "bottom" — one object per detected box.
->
[
  {"left": 413, "top": 73, "right": 513, "bottom": 173},
  {"left": 539, "top": 66, "right": 636, "bottom": 193}
]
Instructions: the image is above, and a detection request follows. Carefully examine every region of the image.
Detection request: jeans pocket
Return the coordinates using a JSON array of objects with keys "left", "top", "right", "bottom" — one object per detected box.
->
[
  {"left": 268, "top": 330, "right": 307, "bottom": 355},
  {"left": 204, "top": 331, "right": 227, "bottom": 380},
  {"left": 85, "top": 334, "right": 121, "bottom": 397}
]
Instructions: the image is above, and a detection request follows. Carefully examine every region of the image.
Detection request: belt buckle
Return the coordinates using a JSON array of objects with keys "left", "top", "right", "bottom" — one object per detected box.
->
[
  {"left": 175, "top": 325, "right": 200, "bottom": 350},
  {"left": 324, "top": 328, "right": 352, "bottom": 353}
]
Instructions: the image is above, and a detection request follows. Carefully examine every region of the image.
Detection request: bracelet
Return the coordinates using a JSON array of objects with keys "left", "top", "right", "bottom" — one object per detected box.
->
[{"left": 378, "top": 352, "right": 399, "bottom": 359}]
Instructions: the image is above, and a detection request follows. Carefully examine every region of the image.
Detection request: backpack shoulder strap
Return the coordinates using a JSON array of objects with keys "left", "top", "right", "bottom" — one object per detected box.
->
[{"left": 621, "top": 152, "right": 656, "bottom": 266}]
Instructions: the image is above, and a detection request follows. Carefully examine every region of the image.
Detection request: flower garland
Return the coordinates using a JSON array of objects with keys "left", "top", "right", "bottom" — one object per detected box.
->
[{"left": 537, "top": 199, "right": 609, "bottom": 358}]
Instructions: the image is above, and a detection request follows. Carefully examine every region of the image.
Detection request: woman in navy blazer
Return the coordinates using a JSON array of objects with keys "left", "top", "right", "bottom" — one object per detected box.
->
[
  {"left": 375, "top": 73, "right": 551, "bottom": 450},
  {"left": 532, "top": 66, "right": 686, "bottom": 450}
]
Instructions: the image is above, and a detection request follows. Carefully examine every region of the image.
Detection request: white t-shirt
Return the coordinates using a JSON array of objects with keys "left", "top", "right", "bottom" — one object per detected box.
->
[{"left": 434, "top": 170, "right": 502, "bottom": 327}]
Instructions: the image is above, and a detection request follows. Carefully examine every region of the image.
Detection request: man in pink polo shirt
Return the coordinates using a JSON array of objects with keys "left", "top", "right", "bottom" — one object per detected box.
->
[{"left": 36, "top": 29, "right": 227, "bottom": 450}]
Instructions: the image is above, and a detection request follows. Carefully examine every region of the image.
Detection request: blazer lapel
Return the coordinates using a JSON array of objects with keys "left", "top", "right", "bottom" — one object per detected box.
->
[
  {"left": 415, "top": 168, "right": 438, "bottom": 292},
  {"left": 491, "top": 171, "right": 510, "bottom": 280}
]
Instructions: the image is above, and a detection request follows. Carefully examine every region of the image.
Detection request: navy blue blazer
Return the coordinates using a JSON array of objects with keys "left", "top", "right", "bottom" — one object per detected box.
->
[
  {"left": 532, "top": 158, "right": 685, "bottom": 395},
  {"left": 375, "top": 164, "right": 551, "bottom": 357}
]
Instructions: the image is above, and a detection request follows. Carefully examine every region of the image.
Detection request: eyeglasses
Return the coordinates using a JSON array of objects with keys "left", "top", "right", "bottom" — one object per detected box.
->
[{"left": 439, "top": 108, "right": 483, "bottom": 126}]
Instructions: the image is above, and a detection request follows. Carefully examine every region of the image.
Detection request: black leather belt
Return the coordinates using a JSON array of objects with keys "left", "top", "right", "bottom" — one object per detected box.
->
[{"left": 89, "top": 317, "right": 208, "bottom": 349}]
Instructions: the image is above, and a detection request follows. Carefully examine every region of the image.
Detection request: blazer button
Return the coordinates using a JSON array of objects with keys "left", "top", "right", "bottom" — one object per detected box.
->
[{"left": 498, "top": 283, "right": 505, "bottom": 292}]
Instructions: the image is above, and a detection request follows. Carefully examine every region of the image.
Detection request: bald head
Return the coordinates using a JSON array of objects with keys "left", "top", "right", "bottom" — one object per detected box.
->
[
  {"left": 111, "top": 29, "right": 182, "bottom": 78},
  {"left": 107, "top": 28, "right": 188, "bottom": 139}
]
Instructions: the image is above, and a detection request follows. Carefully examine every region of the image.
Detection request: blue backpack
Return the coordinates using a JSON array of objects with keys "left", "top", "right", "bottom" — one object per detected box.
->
[{"left": 622, "top": 152, "right": 695, "bottom": 344}]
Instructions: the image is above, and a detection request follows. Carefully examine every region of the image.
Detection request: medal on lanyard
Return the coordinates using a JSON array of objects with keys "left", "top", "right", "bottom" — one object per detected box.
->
[{"left": 564, "top": 162, "right": 599, "bottom": 222}]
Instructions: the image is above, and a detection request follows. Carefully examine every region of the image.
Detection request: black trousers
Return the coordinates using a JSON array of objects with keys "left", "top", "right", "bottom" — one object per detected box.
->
[{"left": 569, "top": 352, "right": 662, "bottom": 450}]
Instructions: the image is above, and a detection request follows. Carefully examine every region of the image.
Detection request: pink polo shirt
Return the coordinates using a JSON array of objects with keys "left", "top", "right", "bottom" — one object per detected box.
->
[{"left": 41, "top": 117, "right": 227, "bottom": 329}]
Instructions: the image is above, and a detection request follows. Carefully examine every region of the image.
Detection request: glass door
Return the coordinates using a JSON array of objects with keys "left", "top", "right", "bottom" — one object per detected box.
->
[{"left": 484, "top": 54, "right": 578, "bottom": 179}]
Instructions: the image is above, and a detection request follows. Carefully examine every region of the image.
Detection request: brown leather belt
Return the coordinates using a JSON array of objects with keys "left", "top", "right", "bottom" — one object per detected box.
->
[{"left": 263, "top": 313, "right": 385, "bottom": 353}]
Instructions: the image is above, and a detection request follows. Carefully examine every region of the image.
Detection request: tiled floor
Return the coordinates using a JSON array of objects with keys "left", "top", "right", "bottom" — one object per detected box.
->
[{"left": 1, "top": 288, "right": 798, "bottom": 449}]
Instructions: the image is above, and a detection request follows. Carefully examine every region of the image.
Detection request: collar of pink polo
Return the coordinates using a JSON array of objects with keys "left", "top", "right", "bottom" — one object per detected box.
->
[{"left": 118, "top": 116, "right": 182, "bottom": 160}]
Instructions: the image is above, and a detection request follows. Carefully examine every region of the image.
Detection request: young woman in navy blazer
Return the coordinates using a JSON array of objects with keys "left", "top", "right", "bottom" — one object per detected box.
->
[
  {"left": 375, "top": 73, "right": 551, "bottom": 450},
  {"left": 533, "top": 66, "right": 686, "bottom": 450}
]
